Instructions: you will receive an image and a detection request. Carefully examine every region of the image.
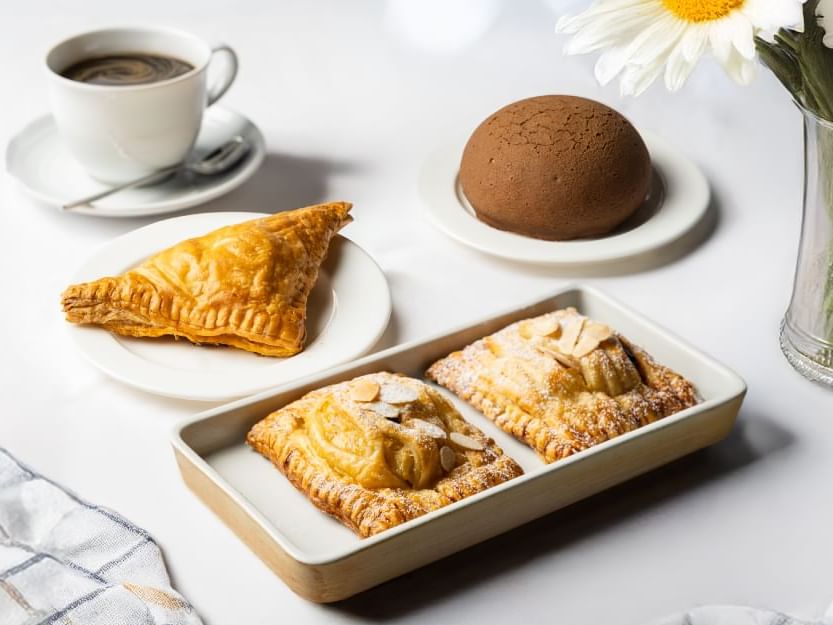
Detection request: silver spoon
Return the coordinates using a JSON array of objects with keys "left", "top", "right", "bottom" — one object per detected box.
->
[{"left": 61, "top": 135, "right": 250, "bottom": 211}]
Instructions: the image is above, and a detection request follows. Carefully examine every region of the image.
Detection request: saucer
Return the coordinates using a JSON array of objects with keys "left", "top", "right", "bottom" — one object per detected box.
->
[
  {"left": 66, "top": 212, "right": 391, "bottom": 401},
  {"left": 418, "top": 132, "right": 709, "bottom": 266},
  {"left": 6, "top": 107, "right": 266, "bottom": 218}
]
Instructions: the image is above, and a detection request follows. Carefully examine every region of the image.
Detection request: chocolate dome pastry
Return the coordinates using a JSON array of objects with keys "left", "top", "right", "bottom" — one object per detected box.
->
[{"left": 459, "top": 95, "right": 652, "bottom": 241}]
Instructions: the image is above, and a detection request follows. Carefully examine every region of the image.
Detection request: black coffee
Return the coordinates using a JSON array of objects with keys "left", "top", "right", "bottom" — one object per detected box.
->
[{"left": 61, "top": 53, "right": 193, "bottom": 86}]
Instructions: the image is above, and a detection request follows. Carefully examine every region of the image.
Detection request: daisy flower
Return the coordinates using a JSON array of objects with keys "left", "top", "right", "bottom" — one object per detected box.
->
[{"left": 556, "top": 0, "right": 805, "bottom": 95}]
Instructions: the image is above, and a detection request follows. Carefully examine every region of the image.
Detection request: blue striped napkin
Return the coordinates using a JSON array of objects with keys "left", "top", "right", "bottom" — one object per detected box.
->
[{"left": 0, "top": 448, "right": 201, "bottom": 625}]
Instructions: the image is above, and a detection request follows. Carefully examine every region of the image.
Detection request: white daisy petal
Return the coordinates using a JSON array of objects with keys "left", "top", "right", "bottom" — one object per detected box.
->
[
  {"left": 744, "top": 0, "right": 804, "bottom": 30},
  {"left": 726, "top": 14, "right": 756, "bottom": 59},
  {"left": 817, "top": 0, "right": 833, "bottom": 47},
  {"left": 628, "top": 16, "right": 685, "bottom": 65},
  {"left": 721, "top": 45, "right": 758, "bottom": 85},
  {"left": 708, "top": 18, "right": 740, "bottom": 62},
  {"left": 680, "top": 25, "right": 708, "bottom": 62},
  {"left": 556, "top": 0, "right": 656, "bottom": 33},
  {"left": 554, "top": 0, "right": 798, "bottom": 94},
  {"left": 620, "top": 58, "right": 664, "bottom": 96},
  {"left": 594, "top": 12, "right": 680, "bottom": 81},
  {"left": 664, "top": 40, "right": 697, "bottom": 91},
  {"left": 565, "top": 7, "right": 660, "bottom": 54},
  {"left": 557, "top": 0, "right": 629, "bottom": 33},
  {"left": 556, "top": 14, "right": 581, "bottom": 34},
  {"left": 564, "top": 20, "right": 628, "bottom": 54},
  {"left": 594, "top": 46, "right": 631, "bottom": 84}
]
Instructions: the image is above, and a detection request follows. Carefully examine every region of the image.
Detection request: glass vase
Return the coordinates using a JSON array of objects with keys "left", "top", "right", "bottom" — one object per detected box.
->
[{"left": 781, "top": 104, "right": 833, "bottom": 387}]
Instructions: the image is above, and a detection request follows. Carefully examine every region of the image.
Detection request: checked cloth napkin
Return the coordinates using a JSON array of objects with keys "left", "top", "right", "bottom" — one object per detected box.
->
[{"left": 0, "top": 448, "right": 201, "bottom": 625}]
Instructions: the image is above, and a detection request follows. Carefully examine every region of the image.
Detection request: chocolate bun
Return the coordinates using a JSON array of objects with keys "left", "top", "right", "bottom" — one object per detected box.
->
[{"left": 459, "top": 95, "right": 652, "bottom": 241}]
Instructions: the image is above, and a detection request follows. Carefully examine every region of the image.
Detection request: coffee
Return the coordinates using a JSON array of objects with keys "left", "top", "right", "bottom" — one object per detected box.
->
[
  {"left": 61, "top": 53, "right": 193, "bottom": 86},
  {"left": 48, "top": 28, "right": 238, "bottom": 182}
]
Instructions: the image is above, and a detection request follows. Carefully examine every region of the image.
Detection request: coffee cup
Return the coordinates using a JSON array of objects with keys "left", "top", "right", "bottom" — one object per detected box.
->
[{"left": 46, "top": 26, "right": 238, "bottom": 184}]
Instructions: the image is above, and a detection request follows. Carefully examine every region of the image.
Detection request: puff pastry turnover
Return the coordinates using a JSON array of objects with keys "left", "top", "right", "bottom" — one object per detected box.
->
[
  {"left": 427, "top": 308, "right": 698, "bottom": 463},
  {"left": 61, "top": 202, "right": 352, "bottom": 357},
  {"left": 247, "top": 372, "right": 523, "bottom": 537}
]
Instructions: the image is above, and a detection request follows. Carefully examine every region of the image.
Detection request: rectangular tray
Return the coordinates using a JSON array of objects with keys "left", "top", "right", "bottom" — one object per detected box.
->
[{"left": 171, "top": 285, "right": 746, "bottom": 603}]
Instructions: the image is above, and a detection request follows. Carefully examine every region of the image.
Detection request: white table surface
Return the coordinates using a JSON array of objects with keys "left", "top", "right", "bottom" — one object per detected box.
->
[{"left": 2, "top": 1, "right": 832, "bottom": 624}]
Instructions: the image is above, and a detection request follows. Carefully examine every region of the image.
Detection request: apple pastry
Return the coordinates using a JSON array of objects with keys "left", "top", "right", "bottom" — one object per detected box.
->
[
  {"left": 426, "top": 308, "right": 698, "bottom": 463},
  {"left": 61, "top": 202, "right": 352, "bottom": 357},
  {"left": 246, "top": 372, "right": 523, "bottom": 537}
]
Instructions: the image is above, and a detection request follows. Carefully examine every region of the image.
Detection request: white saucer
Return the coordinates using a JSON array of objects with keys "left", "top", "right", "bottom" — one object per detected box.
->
[
  {"left": 419, "top": 132, "right": 709, "bottom": 266},
  {"left": 6, "top": 107, "right": 266, "bottom": 218},
  {"left": 66, "top": 212, "right": 391, "bottom": 401}
]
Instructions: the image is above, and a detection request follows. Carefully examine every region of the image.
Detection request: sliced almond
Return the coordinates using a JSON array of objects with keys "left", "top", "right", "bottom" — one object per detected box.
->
[
  {"left": 379, "top": 383, "right": 420, "bottom": 404},
  {"left": 558, "top": 315, "right": 585, "bottom": 354},
  {"left": 440, "top": 446, "right": 456, "bottom": 472},
  {"left": 449, "top": 431, "right": 484, "bottom": 451},
  {"left": 364, "top": 401, "right": 400, "bottom": 420},
  {"left": 411, "top": 418, "right": 446, "bottom": 439},
  {"left": 573, "top": 334, "right": 600, "bottom": 358},
  {"left": 518, "top": 321, "right": 535, "bottom": 340},
  {"left": 520, "top": 316, "right": 561, "bottom": 340},
  {"left": 532, "top": 316, "right": 561, "bottom": 337},
  {"left": 551, "top": 349, "right": 579, "bottom": 369},
  {"left": 583, "top": 322, "right": 613, "bottom": 343},
  {"left": 535, "top": 341, "right": 578, "bottom": 369},
  {"left": 350, "top": 378, "right": 380, "bottom": 402}
]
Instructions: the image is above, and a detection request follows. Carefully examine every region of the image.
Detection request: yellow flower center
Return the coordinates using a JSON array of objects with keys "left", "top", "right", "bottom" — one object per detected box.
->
[{"left": 662, "top": 0, "right": 744, "bottom": 22}]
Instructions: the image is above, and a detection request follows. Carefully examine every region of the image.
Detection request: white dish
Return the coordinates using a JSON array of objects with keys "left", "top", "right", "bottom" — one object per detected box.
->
[
  {"left": 172, "top": 285, "right": 746, "bottom": 602},
  {"left": 419, "top": 132, "right": 709, "bottom": 265},
  {"left": 6, "top": 107, "right": 265, "bottom": 218},
  {"left": 65, "top": 212, "right": 391, "bottom": 401}
]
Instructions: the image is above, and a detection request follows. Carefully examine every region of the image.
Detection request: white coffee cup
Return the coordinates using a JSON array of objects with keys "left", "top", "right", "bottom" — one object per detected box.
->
[{"left": 45, "top": 26, "right": 238, "bottom": 184}]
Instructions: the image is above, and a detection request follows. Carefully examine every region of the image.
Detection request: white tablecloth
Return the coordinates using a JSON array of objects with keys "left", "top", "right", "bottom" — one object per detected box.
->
[{"left": 1, "top": 1, "right": 831, "bottom": 624}]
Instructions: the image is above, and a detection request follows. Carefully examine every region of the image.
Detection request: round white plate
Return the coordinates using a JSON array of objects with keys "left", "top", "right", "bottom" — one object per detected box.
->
[
  {"left": 419, "top": 132, "right": 709, "bottom": 265},
  {"left": 6, "top": 107, "right": 266, "bottom": 218},
  {"left": 66, "top": 212, "right": 391, "bottom": 401}
]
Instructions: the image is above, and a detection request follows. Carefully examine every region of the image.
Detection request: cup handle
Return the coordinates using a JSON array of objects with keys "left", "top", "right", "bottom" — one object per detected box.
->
[{"left": 206, "top": 44, "right": 238, "bottom": 106}]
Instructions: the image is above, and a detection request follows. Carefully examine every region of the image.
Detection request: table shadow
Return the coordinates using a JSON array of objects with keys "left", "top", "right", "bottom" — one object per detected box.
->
[
  {"left": 35, "top": 152, "right": 361, "bottom": 240},
  {"left": 329, "top": 411, "right": 793, "bottom": 621},
  {"left": 368, "top": 308, "right": 401, "bottom": 355},
  {"left": 181, "top": 152, "right": 362, "bottom": 216}
]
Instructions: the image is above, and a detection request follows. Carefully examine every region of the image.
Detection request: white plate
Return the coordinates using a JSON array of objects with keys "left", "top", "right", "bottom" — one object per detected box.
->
[
  {"left": 6, "top": 107, "right": 265, "bottom": 218},
  {"left": 66, "top": 212, "right": 391, "bottom": 401},
  {"left": 419, "top": 132, "right": 710, "bottom": 265}
]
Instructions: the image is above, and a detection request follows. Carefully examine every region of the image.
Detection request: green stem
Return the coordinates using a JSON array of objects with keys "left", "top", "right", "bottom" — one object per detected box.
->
[
  {"left": 775, "top": 29, "right": 801, "bottom": 54},
  {"left": 756, "top": 37, "right": 803, "bottom": 96}
]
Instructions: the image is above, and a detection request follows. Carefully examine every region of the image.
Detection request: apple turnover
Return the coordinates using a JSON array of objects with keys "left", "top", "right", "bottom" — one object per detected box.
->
[
  {"left": 426, "top": 308, "right": 698, "bottom": 463},
  {"left": 247, "top": 372, "right": 523, "bottom": 537},
  {"left": 61, "top": 202, "right": 352, "bottom": 357}
]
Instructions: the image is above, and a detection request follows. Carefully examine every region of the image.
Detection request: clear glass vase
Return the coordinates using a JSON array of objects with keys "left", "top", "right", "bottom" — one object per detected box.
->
[{"left": 781, "top": 104, "right": 833, "bottom": 387}]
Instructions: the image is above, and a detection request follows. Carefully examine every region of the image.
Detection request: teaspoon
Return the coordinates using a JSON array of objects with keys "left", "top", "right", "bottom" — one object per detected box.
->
[{"left": 61, "top": 136, "right": 250, "bottom": 211}]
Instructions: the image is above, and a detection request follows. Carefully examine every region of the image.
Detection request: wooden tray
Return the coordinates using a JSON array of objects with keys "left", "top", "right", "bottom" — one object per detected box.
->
[{"left": 171, "top": 285, "right": 746, "bottom": 602}]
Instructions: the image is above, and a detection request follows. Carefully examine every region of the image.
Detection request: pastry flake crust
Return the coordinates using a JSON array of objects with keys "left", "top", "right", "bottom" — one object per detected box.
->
[
  {"left": 61, "top": 202, "right": 352, "bottom": 357},
  {"left": 246, "top": 372, "right": 524, "bottom": 537},
  {"left": 426, "top": 308, "right": 698, "bottom": 463}
]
